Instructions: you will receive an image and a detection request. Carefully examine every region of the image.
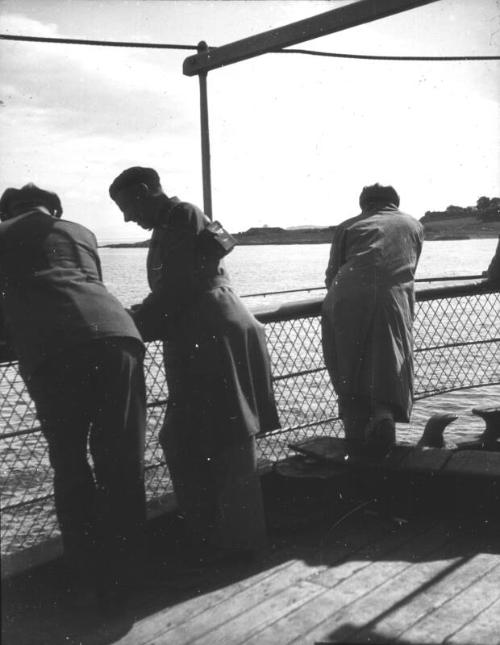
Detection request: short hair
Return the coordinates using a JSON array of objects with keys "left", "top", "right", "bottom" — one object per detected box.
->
[
  {"left": 359, "top": 184, "right": 400, "bottom": 210},
  {"left": 109, "top": 166, "right": 161, "bottom": 199},
  {"left": 0, "top": 183, "right": 63, "bottom": 221}
]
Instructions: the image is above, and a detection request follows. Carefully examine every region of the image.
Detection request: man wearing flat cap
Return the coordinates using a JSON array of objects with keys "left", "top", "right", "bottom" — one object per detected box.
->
[
  {"left": 0, "top": 183, "right": 147, "bottom": 604},
  {"left": 109, "top": 167, "right": 280, "bottom": 564}
]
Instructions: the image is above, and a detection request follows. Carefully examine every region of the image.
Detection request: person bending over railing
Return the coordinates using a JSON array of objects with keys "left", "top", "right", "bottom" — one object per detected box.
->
[
  {"left": 321, "top": 184, "right": 424, "bottom": 454},
  {"left": 0, "top": 184, "right": 147, "bottom": 608},
  {"left": 109, "top": 166, "right": 280, "bottom": 567}
]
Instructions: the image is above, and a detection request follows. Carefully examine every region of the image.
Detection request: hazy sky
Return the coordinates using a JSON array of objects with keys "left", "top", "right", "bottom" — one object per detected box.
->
[{"left": 1, "top": 0, "right": 499, "bottom": 242}]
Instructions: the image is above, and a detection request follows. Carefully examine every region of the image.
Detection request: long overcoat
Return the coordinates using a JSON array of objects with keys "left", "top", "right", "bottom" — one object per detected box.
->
[
  {"left": 321, "top": 205, "right": 424, "bottom": 422},
  {"left": 132, "top": 197, "right": 280, "bottom": 447}
]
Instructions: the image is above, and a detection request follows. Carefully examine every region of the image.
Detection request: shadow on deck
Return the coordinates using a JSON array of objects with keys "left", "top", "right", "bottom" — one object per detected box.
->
[{"left": 3, "top": 470, "right": 500, "bottom": 645}]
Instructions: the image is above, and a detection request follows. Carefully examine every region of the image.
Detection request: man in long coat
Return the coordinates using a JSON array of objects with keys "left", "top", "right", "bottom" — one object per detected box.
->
[
  {"left": 109, "top": 167, "right": 279, "bottom": 562},
  {"left": 0, "top": 184, "right": 146, "bottom": 602},
  {"left": 322, "top": 184, "right": 424, "bottom": 451}
]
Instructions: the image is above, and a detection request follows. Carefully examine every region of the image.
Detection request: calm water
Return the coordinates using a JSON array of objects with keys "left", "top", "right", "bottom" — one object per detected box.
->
[{"left": 100, "top": 238, "right": 498, "bottom": 308}]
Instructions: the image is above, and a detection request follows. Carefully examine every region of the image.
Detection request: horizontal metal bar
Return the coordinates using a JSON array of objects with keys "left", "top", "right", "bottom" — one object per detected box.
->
[
  {"left": 1, "top": 426, "right": 42, "bottom": 440},
  {"left": 416, "top": 281, "right": 498, "bottom": 301},
  {"left": 255, "top": 298, "right": 322, "bottom": 323},
  {"left": 273, "top": 367, "right": 323, "bottom": 382},
  {"left": 242, "top": 286, "right": 324, "bottom": 299},
  {"left": 414, "top": 380, "right": 500, "bottom": 400},
  {"left": 416, "top": 275, "right": 484, "bottom": 283},
  {"left": 253, "top": 283, "right": 498, "bottom": 324},
  {"left": 183, "top": 0, "right": 440, "bottom": 75},
  {"left": 259, "top": 416, "right": 340, "bottom": 437},
  {"left": 146, "top": 398, "right": 167, "bottom": 409},
  {"left": 414, "top": 338, "right": 500, "bottom": 353},
  {"left": 1, "top": 493, "right": 53, "bottom": 513},
  {"left": 241, "top": 275, "right": 485, "bottom": 299}
]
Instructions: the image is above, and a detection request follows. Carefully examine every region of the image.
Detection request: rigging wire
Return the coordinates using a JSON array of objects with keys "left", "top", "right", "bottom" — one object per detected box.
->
[
  {"left": 0, "top": 34, "right": 197, "bottom": 50},
  {"left": 1, "top": 33, "right": 498, "bottom": 61},
  {"left": 275, "top": 47, "right": 500, "bottom": 61}
]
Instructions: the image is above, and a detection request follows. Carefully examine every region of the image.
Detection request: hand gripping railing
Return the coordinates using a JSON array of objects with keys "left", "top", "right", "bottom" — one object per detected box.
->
[{"left": 1, "top": 280, "right": 499, "bottom": 570}]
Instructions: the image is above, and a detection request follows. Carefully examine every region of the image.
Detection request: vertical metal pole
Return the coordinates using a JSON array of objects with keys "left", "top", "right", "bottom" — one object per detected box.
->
[{"left": 198, "top": 41, "right": 213, "bottom": 220}]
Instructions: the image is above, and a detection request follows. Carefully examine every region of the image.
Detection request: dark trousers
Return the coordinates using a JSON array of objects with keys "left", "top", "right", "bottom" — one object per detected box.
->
[
  {"left": 160, "top": 404, "right": 267, "bottom": 553},
  {"left": 27, "top": 338, "right": 147, "bottom": 585}
]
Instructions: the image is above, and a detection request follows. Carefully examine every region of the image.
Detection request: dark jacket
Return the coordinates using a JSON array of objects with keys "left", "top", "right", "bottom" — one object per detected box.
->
[
  {"left": 131, "top": 197, "right": 227, "bottom": 340},
  {"left": 0, "top": 208, "right": 142, "bottom": 379},
  {"left": 132, "top": 197, "right": 280, "bottom": 443}
]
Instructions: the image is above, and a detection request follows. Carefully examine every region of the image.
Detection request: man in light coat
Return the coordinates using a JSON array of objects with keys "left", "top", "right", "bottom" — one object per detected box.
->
[{"left": 322, "top": 183, "right": 424, "bottom": 453}]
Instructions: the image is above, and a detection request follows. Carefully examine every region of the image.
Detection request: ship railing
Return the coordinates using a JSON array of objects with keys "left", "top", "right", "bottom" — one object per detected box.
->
[
  {"left": 1, "top": 279, "right": 499, "bottom": 574},
  {"left": 239, "top": 274, "right": 486, "bottom": 299}
]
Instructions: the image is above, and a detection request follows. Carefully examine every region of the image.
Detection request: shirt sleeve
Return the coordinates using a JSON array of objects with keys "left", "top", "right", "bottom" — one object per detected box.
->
[
  {"left": 325, "top": 225, "right": 346, "bottom": 288},
  {"left": 91, "top": 232, "right": 104, "bottom": 282},
  {"left": 486, "top": 235, "right": 500, "bottom": 283},
  {"left": 0, "top": 293, "right": 17, "bottom": 362}
]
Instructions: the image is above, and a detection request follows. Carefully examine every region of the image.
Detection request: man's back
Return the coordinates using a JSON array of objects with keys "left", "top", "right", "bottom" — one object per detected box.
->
[
  {"left": 0, "top": 209, "right": 141, "bottom": 377},
  {"left": 339, "top": 207, "right": 423, "bottom": 283}
]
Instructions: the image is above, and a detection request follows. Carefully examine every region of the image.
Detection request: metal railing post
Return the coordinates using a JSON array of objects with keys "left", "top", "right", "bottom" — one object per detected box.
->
[{"left": 197, "top": 41, "right": 213, "bottom": 220}]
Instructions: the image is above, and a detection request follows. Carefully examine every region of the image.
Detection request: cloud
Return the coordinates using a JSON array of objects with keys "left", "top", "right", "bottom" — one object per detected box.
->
[
  {"left": 1, "top": 3, "right": 498, "bottom": 241},
  {"left": 0, "top": 12, "right": 204, "bottom": 239},
  {"left": 0, "top": 13, "right": 196, "bottom": 138}
]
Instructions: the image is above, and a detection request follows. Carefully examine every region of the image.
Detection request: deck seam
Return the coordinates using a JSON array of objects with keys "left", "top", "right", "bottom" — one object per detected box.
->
[
  {"left": 308, "top": 518, "right": 444, "bottom": 590},
  {"left": 342, "top": 552, "right": 495, "bottom": 643},
  {"left": 397, "top": 560, "right": 500, "bottom": 644},
  {"left": 290, "top": 523, "right": 456, "bottom": 644},
  {"left": 444, "top": 596, "right": 500, "bottom": 645},
  {"left": 437, "top": 561, "right": 500, "bottom": 644}
]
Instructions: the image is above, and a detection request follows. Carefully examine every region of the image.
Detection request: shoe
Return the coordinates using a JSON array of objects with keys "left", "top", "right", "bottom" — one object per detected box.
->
[{"left": 365, "top": 417, "right": 396, "bottom": 457}]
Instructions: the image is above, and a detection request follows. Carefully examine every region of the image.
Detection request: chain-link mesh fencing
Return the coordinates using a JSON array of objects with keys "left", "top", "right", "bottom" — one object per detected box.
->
[{"left": 1, "top": 283, "right": 498, "bottom": 559}]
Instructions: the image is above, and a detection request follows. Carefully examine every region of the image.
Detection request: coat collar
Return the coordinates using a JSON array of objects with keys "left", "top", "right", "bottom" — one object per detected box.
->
[{"left": 156, "top": 196, "right": 181, "bottom": 229}]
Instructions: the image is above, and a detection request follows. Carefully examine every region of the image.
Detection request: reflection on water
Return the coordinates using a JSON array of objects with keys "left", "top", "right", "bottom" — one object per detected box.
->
[
  {"left": 409, "top": 385, "right": 500, "bottom": 442},
  {"left": 99, "top": 238, "right": 498, "bottom": 307}
]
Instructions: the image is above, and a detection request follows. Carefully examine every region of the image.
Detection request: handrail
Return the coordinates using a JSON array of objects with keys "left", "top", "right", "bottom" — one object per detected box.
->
[
  {"left": 0, "top": 279, "right": 496, "bottom": 364},
  {"left": 240, "top": 274, "right": 484, "bottom": 299},
  {"left": 252, "top": 279, "right": 498, "bottom": 324}
]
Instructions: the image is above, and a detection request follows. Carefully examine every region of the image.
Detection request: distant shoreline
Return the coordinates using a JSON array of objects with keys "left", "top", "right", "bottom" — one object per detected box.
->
[
  {"left": 101, "top": 206, "right": 500, "bottom": 248},
  {"left": 101, "top": 227, "right": 500, "bottom": 248}
]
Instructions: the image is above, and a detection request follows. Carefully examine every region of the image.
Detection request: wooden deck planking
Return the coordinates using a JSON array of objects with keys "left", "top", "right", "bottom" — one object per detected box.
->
[
  {"left": 131, "top": 517, "right": 417, "bottom": 645},
  {"left": 185, "top": 580, "right": 325, "bottom": 645},
  {"left": 311, "top": 518, "right": 440, "bottom": 589},
  {"left": 116, "top": 513, "right": 402, "bottom": 645},
  {"left": 115, "top": 559, "right": 296, "bottom": 645},
  {"left": 347, "top": 552, "right": 499, "bottom": 643},
  {"left": 398, "top": 563, "right": 500, "bottom": 644},
  {"left": 4, "top": 514, "right": 500, "bottom": 645},
  {"left": 227, "top": 520, "right": 447, "bottom": 645},
  {"left": 140, "top": 559, "right": 319, "bottom": 645},
  {"left": 449, "top": 597, "right": 500, "bottom": 645},
  {"left": 284, "top": 523, "right": 453, "bottom": 644}
]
